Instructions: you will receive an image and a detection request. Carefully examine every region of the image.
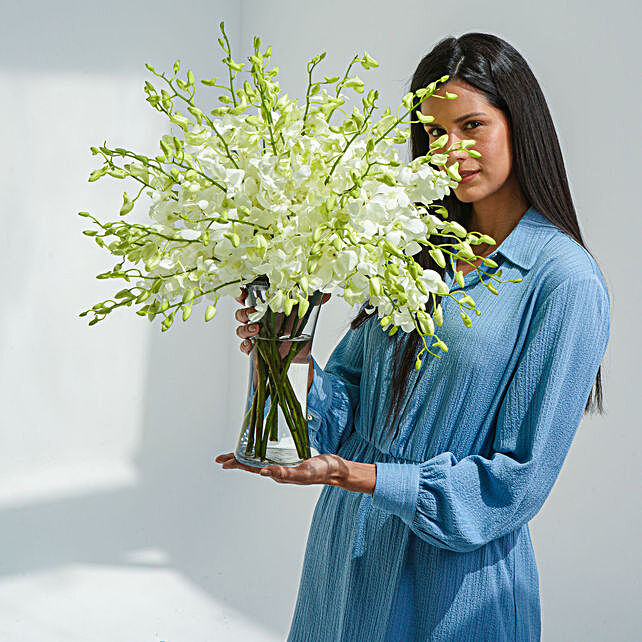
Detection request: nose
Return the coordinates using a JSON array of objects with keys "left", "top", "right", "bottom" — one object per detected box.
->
[
  {"left": 443, "top": 133, "right": 469, "bottom": 174},
  {"left": 446, "top": 133, "right": 469, "bottom": 160}
]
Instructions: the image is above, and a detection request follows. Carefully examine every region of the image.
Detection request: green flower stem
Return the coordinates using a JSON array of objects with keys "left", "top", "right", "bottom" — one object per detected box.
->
[
  {"left": 219, "top": 22, "right": 238, "bottom": 108},
  {"left": 245, "top": 384, "right": 258, "bottom": 455},
  {"left": 268, "top": 342, "right": 308, "bottom": 458},
  {"left": 253, "top": 355, "right": 268, "bottom": 456},
  {"left": 262, "top": 365, "right": 297, "bottom": 452},
  {"left": 269, "top": 344, "right": 310, "bottom": 458},
  {"left": 255, "top": 339, "right": 306, "bottom": 460},
  {"left": 265, "top": 379, "right": 279, "bottom": 441}
]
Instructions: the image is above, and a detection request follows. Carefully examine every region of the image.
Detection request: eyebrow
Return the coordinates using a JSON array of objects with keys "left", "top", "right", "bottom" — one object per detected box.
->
[{"left": 424, "top": 112, "right": 487, "bottom": 128}]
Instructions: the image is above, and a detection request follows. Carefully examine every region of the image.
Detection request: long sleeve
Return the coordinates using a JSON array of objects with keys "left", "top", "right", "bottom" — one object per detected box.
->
[
  {"left": 372, "top": 274, "right": 611, "bottom": 552},
  {"left": 306, "top": 308, "right": 369, "bottom": 455}
]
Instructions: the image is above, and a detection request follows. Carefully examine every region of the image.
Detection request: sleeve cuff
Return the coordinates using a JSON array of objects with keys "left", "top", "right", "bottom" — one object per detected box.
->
[{"left": 372, "top": 462, "right": 420, "bottom": 525}]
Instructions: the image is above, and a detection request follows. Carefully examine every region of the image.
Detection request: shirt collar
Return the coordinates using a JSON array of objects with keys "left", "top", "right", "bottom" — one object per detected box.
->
[
  {"left": 491, "top": 206, "right": 557, "bottom": 270},
  {"left": 445, "top": 206, "right": 557, "bottom": 273}
]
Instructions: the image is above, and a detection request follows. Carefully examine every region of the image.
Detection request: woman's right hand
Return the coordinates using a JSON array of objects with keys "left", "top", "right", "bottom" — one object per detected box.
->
[{"left": 235, "top": 288, "right": 331, "bottom": 356}]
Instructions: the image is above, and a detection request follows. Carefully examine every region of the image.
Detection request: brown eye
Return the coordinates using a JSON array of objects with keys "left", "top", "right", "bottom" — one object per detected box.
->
[{"left": 428, "top": 121, "right": 482, "bottom": 137}]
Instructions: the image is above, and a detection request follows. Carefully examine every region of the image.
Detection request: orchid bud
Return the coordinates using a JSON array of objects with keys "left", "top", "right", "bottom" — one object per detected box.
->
[{"left": 205, "top": 304, "right": 217, "bottom": 322}]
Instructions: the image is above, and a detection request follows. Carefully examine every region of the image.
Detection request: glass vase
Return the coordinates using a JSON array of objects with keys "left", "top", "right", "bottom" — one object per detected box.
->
[{"left": 235, "top": 278, "right": 323, "bottom": 468}]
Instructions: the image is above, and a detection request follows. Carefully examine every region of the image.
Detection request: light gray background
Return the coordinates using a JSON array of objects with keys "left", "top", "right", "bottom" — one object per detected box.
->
[{"left": 0, "top": 1, "right": 639, "bottom": 640}]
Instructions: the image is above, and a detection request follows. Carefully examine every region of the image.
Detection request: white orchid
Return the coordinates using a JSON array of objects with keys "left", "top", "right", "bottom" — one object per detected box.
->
[{"left": 79, "top": 22, "right": 517, "bottom": 368}]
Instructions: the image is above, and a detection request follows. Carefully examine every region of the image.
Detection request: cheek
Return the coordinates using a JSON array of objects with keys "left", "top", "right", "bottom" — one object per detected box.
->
[{"left": 475, "top": 130, "right": 512, "bottom": 174}]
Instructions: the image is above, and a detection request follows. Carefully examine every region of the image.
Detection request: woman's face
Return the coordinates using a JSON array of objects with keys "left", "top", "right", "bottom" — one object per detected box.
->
[{"left": 419, "top": 79, "right": 514, "bottom": 205}]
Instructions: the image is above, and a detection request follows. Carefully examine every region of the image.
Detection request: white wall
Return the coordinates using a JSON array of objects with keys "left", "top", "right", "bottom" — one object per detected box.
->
[{"left": 0, "top": 0, "right": 639, "bottom": 640}]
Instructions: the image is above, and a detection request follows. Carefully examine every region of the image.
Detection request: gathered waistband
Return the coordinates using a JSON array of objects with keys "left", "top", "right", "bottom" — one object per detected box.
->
[{"left": 338, "top": 429, "right": 424, "bottom": 465}]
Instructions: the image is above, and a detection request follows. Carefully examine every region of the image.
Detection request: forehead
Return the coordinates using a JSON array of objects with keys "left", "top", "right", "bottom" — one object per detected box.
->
[{"left": 420, "top": 81, "right": 489, "bottom": 116}]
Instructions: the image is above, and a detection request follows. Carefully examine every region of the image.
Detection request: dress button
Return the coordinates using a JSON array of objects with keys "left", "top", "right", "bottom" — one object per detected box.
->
[{"left": 306, "top": 413, "right": 313, "bottom": 421}]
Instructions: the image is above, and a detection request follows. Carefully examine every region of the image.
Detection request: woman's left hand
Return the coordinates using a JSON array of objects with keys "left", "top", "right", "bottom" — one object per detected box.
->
[{"left": 215, "top": 452, "right": 348, "bottom": 486}]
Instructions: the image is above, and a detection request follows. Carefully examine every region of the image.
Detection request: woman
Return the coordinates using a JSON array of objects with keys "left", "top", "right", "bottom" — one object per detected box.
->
[{"left": 216, "top": 32, "right": 610, "bottom": 641}]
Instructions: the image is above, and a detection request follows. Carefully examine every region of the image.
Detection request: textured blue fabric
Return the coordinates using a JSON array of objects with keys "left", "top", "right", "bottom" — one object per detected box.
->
[{"left": 289, "top": 206, "right": 610, "bottom": 641}]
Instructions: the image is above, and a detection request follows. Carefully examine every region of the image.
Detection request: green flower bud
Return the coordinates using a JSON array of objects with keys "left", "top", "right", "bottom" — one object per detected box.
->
[
  {"left": 455, "top": 270, "right": 465, "bottom": 287},
  {"left": 388, "top": 325, "right": 399, "bottom": 337},
  {"left": 415, "top": 356, "right": 422, "bottom": 371},
  {"left": 205, "top": 304, "right": 217, "bottom": 322},
  {"left": 434, "top": 337, "right": 448, "bottom": 353},
  {"left": 446, "top": 162, "right": 461, "bottom": 181},
  {"left": 401, "top": 92, "right": 414, "bottom": 110},
  {"left": 429, "top": 248, "right": 446, "bottom": 268},
  {"left": 369, "top": 276, "right": 381, "bottom": 297},
  {"left": 228, "top": 60, "right": 244, "bottom": 71},
  {"left": 182, "top": 305, "right": 192, "bottom": 321},
  {"left": 342, "top": 75, "right": 364, "bottom": 93},
  {"left": 379, "top": 173, "right": 397, "bottom": 187},
  {"left": 460, "top": 311, "right": 471, "bottom": 328},
  {"left": 297, "top": 297, "right": 309, "bottom": 319},
  {"left": 88, "top": 168, "right": 106, "bottom": 182},
  {"left": 488, "top": 283, "right": 498, "bottom": 295},
  {"left": 284, "top": 297, "right": 294, "bottom": 316},
  {"left": 120, "top": 192, "right": 134, "bottom": 216},
  {"left": 135, "top": 290, "right": 151, "bottom": 304},
  {"left": 361, "top": 51, "right": 379, "bottom": 69},
  {"left": 182, "top": 288, "right": 196, "bottom": 304},
  {"left": 433, "top": 303, "right": 444, "bottom": 327},
  {"left": 417, "top": 311, "right": 434, "bottom": 336},
  {"left": 408, "top": 261, "right": 422, "bottom": 279},
  {"left": 430, "top": 133, "right": 449, "bottom": 149},
  {"left": 415, "top": 110, "right": 435, "bottom": 124}
]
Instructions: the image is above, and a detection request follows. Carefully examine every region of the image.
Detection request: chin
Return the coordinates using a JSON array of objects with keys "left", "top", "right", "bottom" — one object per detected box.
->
[{"left": 452, "top": 190, "right": 480, "bottom": 204}]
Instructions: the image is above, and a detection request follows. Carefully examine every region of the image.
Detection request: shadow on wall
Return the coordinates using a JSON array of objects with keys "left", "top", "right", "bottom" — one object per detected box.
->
[
  {"left": 1, "top": 296, "right": 322, "bottom": 636},
  {"left": 0, "top": 0, "right": 323, "bottom": 637}
]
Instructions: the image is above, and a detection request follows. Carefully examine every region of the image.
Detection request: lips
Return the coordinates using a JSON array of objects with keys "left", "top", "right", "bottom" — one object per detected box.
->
[{"left": 460, "top": 170, "right": 479, "bottom": 177}]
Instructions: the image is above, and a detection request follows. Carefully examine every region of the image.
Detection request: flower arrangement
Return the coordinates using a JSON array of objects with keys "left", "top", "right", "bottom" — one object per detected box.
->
[{"left": 78, "top": 22, "right": 521, "bottom": 463}]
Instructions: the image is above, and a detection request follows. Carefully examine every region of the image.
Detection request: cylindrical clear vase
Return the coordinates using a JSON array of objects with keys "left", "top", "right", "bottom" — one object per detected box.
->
[{"left": 235, "top": 278, "right": 323, "bottom": 468}]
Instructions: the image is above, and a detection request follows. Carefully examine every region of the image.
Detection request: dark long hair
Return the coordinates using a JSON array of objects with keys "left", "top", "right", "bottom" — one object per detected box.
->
[{"left": 349, "top": 33, "right": 609, "bottom": 436}]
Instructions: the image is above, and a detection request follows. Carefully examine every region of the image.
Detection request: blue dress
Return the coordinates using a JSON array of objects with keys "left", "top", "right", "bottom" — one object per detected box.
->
[{"left": 287, "top": 206, "right": 610, "bottom": 641}]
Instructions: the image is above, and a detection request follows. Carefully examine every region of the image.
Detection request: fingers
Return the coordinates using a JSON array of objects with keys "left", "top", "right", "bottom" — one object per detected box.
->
[
  {"left": 235, "top": 320, "right": 260, "bottom": 340},
  {"left": 260, "top": 465, "right": 289, "bottom": 483},
  {"left": 215, "top": 453, "right": 262, "bottom": 474},
  {"left": 234, "top": 302, "right": 260, "bottom": 354},
  {"left": 234, "top": 306, "right": 257, "bottom": 324},
  {"left": 234, "top": 287, "right": 247, "bottom": 304}
]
